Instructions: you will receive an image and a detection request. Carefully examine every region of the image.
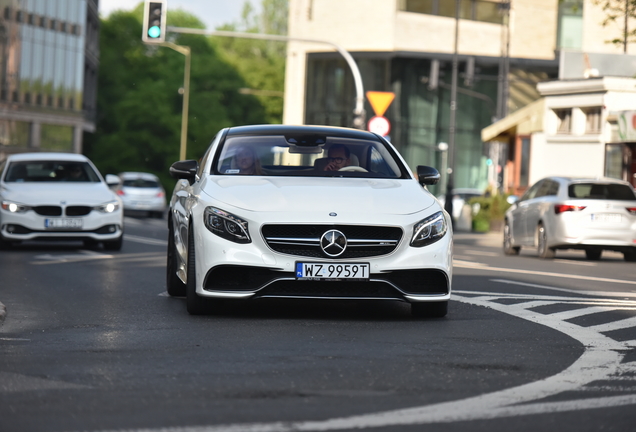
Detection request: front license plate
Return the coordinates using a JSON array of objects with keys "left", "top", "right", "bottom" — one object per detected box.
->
[
  {"left": 44, "top": 218, "right": 83, "bottom": 229},
  {"left": 590, "top": 214, "right": 622, "bottom": 223},
  {"left": 296, "top": 262, "right": 369, "bottom": 281}
]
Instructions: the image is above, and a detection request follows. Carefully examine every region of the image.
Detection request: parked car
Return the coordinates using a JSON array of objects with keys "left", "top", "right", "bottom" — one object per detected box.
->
[
  {"left": 503, "top": 176, "right": 636, "bottom": 261},
  {"left": 437, "top": 188, "right": 482, "bottom": 231},
  {"left": 167, "top": 124, "right": 453, "bottom": 317},
  {"left": 116, "top": 172, "right": 166, "bottom": 218},
  {"left": 0, "top": 152, "right": 124, "bottom": 250}
]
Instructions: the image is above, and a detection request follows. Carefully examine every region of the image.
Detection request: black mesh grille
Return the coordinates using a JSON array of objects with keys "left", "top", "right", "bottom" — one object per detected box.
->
[
  {"left": 378, "top": 269, "right": 449, "bottom": 295},
  {"left": 261, "top": 224, "right": 403, "bottom": 259},
  {"left": 33, "top": 206, "right": 62, "bottom": 216},
  {"left": 256, "top": 280, "right": 401, "bottom": 299},
  {"left": 66, "top": 206, "right": 92, "bottom": 216}
]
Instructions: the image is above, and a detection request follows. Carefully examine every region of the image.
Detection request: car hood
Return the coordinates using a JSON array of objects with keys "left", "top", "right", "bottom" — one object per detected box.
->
[
  {"left": 201, "top": 177, "right": 436, "bottom": 215},
  {"left": 1, "top": 183, "right": 117, "bottom": 205}
]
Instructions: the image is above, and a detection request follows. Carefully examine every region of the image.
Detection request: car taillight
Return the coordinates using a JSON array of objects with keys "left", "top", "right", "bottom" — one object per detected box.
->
[
  {"left": 116, "top": 190, "right": 125, "bottom": 196},
  {"left": 157, "top": 191, "right": 164, "bottom": 198},
  {"left": 627, "top": 207, "right": 636, "bottom": 215},
  {"left": 554, "top": 204, "right": 586, "bottom": 215}
]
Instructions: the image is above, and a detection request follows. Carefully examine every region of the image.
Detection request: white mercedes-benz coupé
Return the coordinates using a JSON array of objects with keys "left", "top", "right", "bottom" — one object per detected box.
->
[{"left": 167, "top": 125, "right": 452, "bottom": 317}]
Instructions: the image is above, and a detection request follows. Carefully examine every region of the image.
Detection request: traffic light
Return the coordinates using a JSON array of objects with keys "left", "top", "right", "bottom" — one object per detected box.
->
[{"left": 142, "top": 0, "right": 167, "bottom": 43}]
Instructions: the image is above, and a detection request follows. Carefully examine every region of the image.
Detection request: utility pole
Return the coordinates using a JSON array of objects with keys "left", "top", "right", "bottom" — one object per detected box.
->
[{"left": 444, "top": 0, "right": 461, "bottom": 227}]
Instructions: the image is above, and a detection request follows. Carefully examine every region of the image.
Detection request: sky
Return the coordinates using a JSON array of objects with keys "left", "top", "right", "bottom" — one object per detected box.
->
[{"left": 98, "top": 0, "right": 257, "bottom": 30}]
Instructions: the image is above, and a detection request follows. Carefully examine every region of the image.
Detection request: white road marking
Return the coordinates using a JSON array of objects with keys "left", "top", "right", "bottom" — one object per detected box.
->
[
  {"left": 125, "top": 234, "right": 168, "bottom": 246},
  {"left": 75, "top": 283, "right": 636, "bottom": 432},
  {"left": 464, "top": 250, "right": 500, "bottom": 257},
  {"left": 491, "top": 279, "right": 636, "bottom": 297},
  {"left": 0, "top": 371, "right": 88, "bottom": 392},
  {"left": 553, "top": 259, "right": 598, "bottom": 266},
  {"left": 454, "top": 261, "right": 636, "bottom": 285}
]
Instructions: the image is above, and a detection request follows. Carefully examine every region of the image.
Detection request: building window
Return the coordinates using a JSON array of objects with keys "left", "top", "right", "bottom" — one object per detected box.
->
[
  {"left": 519, "top": 137, "right": 530, "bottom": 187},
  {"left": 555, "top": 109, "right": 571, "bottom": 134},
  {"left": 557, "top": 1, "right": 583, "bottom": 49},
  {"left": 399, "top": 0, "right": 503, "bottom": 24},
  {"left": 40, "top": 124, "right": 73, "bottom": 152},
  {"left": 584, "top": 107, "right": 602, "bottom": 134},
  {"left": 0, "top": 120, "right": 31, "bottom": 147}
]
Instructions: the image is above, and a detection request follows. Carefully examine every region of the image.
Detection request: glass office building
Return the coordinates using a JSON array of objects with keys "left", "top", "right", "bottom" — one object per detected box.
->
[{"left": 0, "top": 0, "right": 98, "bottom": 158}]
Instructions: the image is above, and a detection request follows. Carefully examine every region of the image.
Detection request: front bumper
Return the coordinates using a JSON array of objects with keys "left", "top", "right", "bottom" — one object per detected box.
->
[
  {"left": 0, "top": 208, "right": 123, "bottom": 242},
  {"left": 190, "top": 215, "right": 453, "bottom": 304}
]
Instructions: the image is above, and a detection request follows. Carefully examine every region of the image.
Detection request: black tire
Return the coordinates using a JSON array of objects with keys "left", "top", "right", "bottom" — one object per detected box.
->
[
  {"left": 103, "top": 235, "right": 123, "bottom": 251},
  {"left": 411, "top": 301, "right": 448, "bottom": 318},
  {"left": 537, "top": 223, "right": 555, "bottom": 259},
  {"left": 585, "top": 248, "right": 602, "bottom": 261},
  {"left": 186, "top": 228, "right": 215, "bottom": 315},
  {"left": 155, "top": 211, "right": 164, "bottom": 219},
  {"left": 166, "top": 222, "right": 186, "bottom": 297},
  {"left": 503, "top": 222, "right": 520, "bottom": 255},
  {"left": 83, "top": 239, "right": 99, "bottom": 249},
  {"left": 624, "top": 249, "right": 636, "bottom": 262}
]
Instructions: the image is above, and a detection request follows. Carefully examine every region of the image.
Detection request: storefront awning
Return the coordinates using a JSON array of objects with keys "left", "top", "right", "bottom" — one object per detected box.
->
[{"left": 481, "top": 99, "right": 544, "bottom": 142}]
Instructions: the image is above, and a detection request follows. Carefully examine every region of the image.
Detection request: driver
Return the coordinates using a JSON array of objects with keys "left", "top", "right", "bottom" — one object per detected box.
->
[{"left": 323, "top": 144, "right": 351, "bottom": 171}]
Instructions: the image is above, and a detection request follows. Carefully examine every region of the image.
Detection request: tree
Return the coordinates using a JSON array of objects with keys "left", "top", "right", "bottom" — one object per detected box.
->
[
  {"left": 592, "top": 0, "right": 636, "bottom": 52},
  {"left": 84, "top": 5, "right": 267, "bottom": 190},
  {"left": 213, "top": 0, "right": 288, "bottom": 124}
]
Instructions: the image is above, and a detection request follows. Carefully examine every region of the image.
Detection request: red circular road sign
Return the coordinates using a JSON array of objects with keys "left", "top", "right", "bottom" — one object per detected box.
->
[{"left": 368, "top": 116, "right": 390, "bottom": 136}]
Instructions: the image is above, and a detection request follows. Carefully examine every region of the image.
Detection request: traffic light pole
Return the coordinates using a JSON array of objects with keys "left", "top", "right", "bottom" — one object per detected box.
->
[
  {"left": 160, "top": 42, "right": 190, "bottom": 161},
  {"left": 166, "top": 26, "right": 366, "bottom": 129}
]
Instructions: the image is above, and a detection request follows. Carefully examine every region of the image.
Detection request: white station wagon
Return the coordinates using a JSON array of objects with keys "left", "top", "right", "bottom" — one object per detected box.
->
[{"left": 167, "top": 125, "right": 453, "bottom": 317}]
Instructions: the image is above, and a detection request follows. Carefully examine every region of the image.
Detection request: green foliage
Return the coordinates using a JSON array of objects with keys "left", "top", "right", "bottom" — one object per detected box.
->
[
  {"left": 212, "top": 0, "right": 288, "bottom": 124},
  {"left": 83, "top": 5, "right": 271, "bottom": 191},
  {"left": 468, "top": 193, "right": 512, "bottom": 233}
]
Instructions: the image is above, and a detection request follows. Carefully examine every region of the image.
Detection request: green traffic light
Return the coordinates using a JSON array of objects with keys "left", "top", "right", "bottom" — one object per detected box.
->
[{"left": 148, "top": 26, "right": 161, "bottom": 38}]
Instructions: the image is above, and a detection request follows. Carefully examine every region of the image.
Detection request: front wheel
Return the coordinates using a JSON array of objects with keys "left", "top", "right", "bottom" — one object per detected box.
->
[
  {"left": 166, "top": 222, "right": 186, "bottom": 297},
  {"left": 503, "top": 222, "right": 520, "bottom": 255},
  {"left": 103, "top": 235, "right": 123, "bottom": 251},
  {"left": 537, "top": 223, "right": 555, "bottom": 259},
  {"left": 624, "top": 249, "right": 636, "bottom": 262},
  {"left": 411, "top": 301, "right": 448, "bottom": 318}
]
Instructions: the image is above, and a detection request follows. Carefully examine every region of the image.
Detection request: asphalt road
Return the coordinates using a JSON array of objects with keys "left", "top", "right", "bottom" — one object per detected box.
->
[{"left": 0, "top": 218, "right": 635, "bottom": 432}]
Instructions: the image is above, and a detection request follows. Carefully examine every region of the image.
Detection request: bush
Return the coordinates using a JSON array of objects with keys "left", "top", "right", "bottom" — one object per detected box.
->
[{"left": 468, "top": 193, "right": 512, "bottom": 233}]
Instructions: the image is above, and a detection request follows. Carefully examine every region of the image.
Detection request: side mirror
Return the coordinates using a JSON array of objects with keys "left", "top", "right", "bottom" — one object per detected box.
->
[
  {"left": 416, "top": 165, "right": 440, "bottom": 186},
  {"left": 506, "top": 195, "right": 519, "bottom": 205},
  {"left": 170, "top": 160, "right": 199, "bottom": 184},
  {"left": 105, "top": 174, "right": 120, "bottom": 187}
]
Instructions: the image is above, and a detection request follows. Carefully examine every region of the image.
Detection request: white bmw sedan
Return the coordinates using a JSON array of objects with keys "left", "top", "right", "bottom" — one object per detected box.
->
[
  {"left": 0, "top": 152, "right": 124, "bottom": 250},
  {"left": 167, "top": 125, "right": 452, "bottom": 317}
]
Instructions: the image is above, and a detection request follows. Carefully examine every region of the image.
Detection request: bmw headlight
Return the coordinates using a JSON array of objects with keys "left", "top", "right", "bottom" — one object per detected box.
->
[
  {"left": 94, "top": 201, "right": 120, "bottom": 213},
  {"left": 204, "top": 207, "right": 251, "bottom": 244},
  {"left": 1, "top": 200, "right": 31, "bottom": 213},
  {"left": 410, "top": 211, "right": 447, "bottom": 247}
]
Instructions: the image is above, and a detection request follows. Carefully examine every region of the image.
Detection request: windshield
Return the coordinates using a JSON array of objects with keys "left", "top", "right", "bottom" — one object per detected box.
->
[
  {"left": 122, "top": 179, "right": 161, "bottom": 188},
  {"left": 568, "top": 183, "right": 636, "bottom": 200},
  {"left": 213, "top": 135, "right": 407, "bottom": 179},
  {"left": 4, "top": 161, "right": 101, "bottom": 183}
]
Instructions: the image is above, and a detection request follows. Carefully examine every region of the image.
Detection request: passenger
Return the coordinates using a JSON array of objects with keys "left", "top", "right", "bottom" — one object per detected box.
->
[
  {"left": 323, "top": 144, "right": 351, "bottom": 171},
  {"left": 67, "top": 164, "right": 87, "bottom": 181},
  {"left": 232, "top": 146, "right": 262, "bottom": 175}
]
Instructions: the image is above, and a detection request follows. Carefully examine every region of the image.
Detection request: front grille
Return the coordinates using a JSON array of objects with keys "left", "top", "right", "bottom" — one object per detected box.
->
[
  {"left": 33, "top": 206, "right": 62, "bottom": 216},
  {"left": 261, "top": 224, "right": 403, "bottom": 259},
  {"left": 66, "top": 206, "right": 92, "bottom": 216},
  {"left": 256, "top": 280, "right": 401, "bottom": 299},
  {"left": 204, "top": 265, "right": 282, "bottom": 291},
  {"left": 3, "top": 224, "right": 120, "bottom": 235}
]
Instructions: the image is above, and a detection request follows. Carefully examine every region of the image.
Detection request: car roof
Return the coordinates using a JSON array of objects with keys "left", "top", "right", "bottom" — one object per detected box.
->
[
  {"left": 547, "top": 176, "right": 632, "bottom": 186},
  {"left": 224, "top": 124, "right": 382, "bottom": 141},
  {"left": 119, "top": 172, "right": 159, "bottom": 180},
  {"left": 7, "top": 152, "right": 89, "bottom": 162}
]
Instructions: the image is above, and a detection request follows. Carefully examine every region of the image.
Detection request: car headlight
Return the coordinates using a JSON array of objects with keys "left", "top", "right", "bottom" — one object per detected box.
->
[
  {"left": 1, "top": 200, "right": 31, "bottom": 213},
  {"left": 410, "top": 211, "right": 447, "bottom": 247},
  {"left": 204, "top": 207, "right": 251, "bottom": 244},
  {"left": 94, "top": 201, "right": 120, "bottom": 213}
]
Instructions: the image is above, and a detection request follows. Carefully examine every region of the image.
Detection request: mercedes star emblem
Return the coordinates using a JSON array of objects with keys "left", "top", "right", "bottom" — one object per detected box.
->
[{"left": 320, "top": 229, "right": 347, "bottom": 257}]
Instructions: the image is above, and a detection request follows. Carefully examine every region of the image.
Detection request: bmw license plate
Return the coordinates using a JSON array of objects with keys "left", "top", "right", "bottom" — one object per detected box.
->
[
  {"left": 296, "top": 262, "right": 370, "bottom": 281},
  {"left": 44, "top": 218, "right": 83, "bottom": 229}
]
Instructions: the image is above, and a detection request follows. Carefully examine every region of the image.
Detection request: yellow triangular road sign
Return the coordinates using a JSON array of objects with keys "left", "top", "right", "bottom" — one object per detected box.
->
[{"left": 366, "top": 91, "right": 395, "bottom": 117}]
